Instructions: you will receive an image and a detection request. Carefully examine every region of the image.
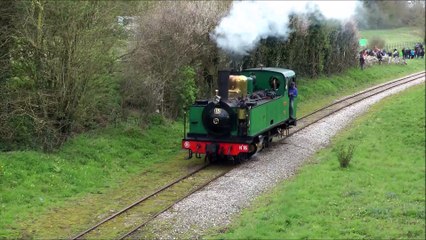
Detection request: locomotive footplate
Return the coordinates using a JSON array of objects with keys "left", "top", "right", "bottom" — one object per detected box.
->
[{"left": 182, "top": 139, "right": 250, "bottom": 158}]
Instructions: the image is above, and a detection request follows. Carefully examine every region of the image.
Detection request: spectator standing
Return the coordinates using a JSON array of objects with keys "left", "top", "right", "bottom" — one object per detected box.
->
[
  {"left": 359, "top": 50, "right": 366, "bottom": 70},
  {"left": 288, "top": 81, "right": 298, "bottom": 120},
  {"left": 393, "top": 49, "right": 400, "bottom": 64},
  {"left": 375, "top": 48, "right": 383, "bottom": 64}
]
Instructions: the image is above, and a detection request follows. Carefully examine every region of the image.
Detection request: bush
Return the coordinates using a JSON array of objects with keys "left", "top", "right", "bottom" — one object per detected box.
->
[
  {"left": 148, "top": 114, "right": 166, "bottom": 126},
  {"left": 369, "top": 37, "right": 386, "bottom": 49},
  {"left": 174, "top": 66, "right": 197, "bottom": 116},
  {"left": 336, "top": 144, "right": 355, "bottom": 168},
  {"left": 242, "top": 12, "right": 359, "bottom": 78},
  {"left": 0, "top": 1, "right": 123, "bottom": 151}
]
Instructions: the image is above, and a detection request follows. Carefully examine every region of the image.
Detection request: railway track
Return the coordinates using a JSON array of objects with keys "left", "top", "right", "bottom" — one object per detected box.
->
[
  {"left": 70, "top": 71, "right": 424, "bottom": 239},
  {"left": 288, "top": 71, "right": 425, "bottom": 137},
  {"left": 71, "top": 163, "right": 232, "bottom": 239}
]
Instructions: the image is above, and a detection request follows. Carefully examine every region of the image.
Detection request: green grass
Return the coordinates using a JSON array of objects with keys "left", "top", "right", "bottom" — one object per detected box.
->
[
  {"left": 0, "top": 118, "right": 186, "bottom": 237},
  {"left": 210, "top": 84, "right": 425, "bottom": 239},
  {"left": 359, "top": 27, "right": 424, "bottom": 44},
  {"left": 297, "top": 58, "right": 425, "bottom": 116}
]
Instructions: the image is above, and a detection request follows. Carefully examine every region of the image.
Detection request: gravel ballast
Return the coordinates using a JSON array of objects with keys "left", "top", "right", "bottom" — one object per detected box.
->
[{"left": 135, "top": 78, "right": 425, "bottom": 239}]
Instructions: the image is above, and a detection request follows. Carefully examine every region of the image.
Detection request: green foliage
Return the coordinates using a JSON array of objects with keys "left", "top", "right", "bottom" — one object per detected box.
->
[
  {"left": 243, "top": 11, "right": 359, "bottom": 78},
  {"left": 306, "top": 13, "right": 328, "bottom": 77},
  {"left": 148, "top": 113, "right": 167, "bottom": 126},
  {"left": 335, "top": 144, "right": 355, "bottom": 168},
  {"left": 0, "top": 1, "right": 124, "bottom": 151},
  {"left": 163, "top": 65, "right": 198, "bottom": 118},
  {"left": 212, "top": 84, "right": 425, "bottom": 239},
  {"left": 178, "top": 66, "right": 198, "bottom": 112},
  {"left": 0, "top": 115, "right": 35, "bottom": 151}
]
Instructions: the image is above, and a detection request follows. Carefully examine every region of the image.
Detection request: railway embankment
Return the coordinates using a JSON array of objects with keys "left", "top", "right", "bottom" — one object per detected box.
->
[
  {"left": 1, "top": 60, "right": 424, "bottom": 238},
  {"left": 209, "top": 83, "right": 425, "bottom": 239}
]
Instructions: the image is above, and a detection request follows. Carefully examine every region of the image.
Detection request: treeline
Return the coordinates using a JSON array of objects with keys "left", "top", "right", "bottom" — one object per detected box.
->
[
  {"left": 241, "top": 13, "right": 359, "bottom": 78},
  {"left": 0, "top": 1, "right": 421, "bottom": 151},
  {"left": 123, "top": 2, "right": 360, "bottom": 120},
  {"left": 355, "top": 0, "right": 425, "bottom": 32},
  {"left": 0, "top": 1, "right": 127, "bottom": 150},
  {"left": 122, "top": 1, "right": 231, "bottom": 120}
]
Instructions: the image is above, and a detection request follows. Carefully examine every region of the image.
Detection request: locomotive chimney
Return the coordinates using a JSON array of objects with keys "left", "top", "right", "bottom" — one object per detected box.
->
[{"left": 218, "top": 70, "right": 230, "bottom": 101}]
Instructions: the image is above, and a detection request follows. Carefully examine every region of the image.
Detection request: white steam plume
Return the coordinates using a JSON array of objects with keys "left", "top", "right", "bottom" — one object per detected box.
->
[{"left": 211, "top": 1, "right": 360, "bottom": 56}]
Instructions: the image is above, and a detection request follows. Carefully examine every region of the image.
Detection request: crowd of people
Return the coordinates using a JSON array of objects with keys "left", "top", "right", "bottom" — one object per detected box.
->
[
  {"left": 402, "top": 43, "right": 425, "bottom": 59},
  {"left": 359, "top": 42, "right": 424, "bottom": 70}
]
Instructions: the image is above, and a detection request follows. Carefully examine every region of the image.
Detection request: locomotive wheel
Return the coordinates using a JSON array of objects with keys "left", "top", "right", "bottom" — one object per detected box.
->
[
  {"left": 264, "top": 131, "right": 273, "bottom": 148},
  {"left": 230, "top": 156, "right": 241, "bottom": 165},
  {"left": 247, "top": 143, "right": 257, "bottom": 158},
  {"left": 205, "top": 154, "right": 214, "bottom": 163}
]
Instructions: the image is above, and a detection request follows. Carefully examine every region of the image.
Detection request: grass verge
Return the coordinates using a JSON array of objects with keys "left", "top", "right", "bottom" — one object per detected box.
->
[
  {"left": 210, "top": 84, "right": 425, "bottom": 239},
  {"left": 0, "top": 118, "right": 198, "bottom": 238},
  {"left": 297, "top": 58, "right": 425, "bottom": 116},
  {"left": 359, "top": 27, "right": 424, "bottom": 44}
]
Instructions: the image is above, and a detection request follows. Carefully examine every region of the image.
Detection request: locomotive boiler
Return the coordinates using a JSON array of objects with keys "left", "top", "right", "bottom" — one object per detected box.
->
[{"left": 182, "top": 67, "right": 297, "bottom": 162}]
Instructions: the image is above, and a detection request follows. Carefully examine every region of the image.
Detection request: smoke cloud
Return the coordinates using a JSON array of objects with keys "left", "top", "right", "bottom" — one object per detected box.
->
[{"left": 211, "top": 1, "right": 360, "bottom": 56}]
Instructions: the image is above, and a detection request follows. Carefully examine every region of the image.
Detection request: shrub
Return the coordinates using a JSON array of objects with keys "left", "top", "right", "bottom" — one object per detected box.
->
[
  {"left": 174, "top": 66, "right": 197, "bottom": 116},
  {"left": 1, "top": 1, "right": 123, "bottom": 151},
  {"left": 242, "top": 12, "right": 359, "bottom": 78},
  {"left": 336, "top": 144, "right": 355, "bottom": 168},
  {"left": 148, "top": 114, "right": 166, "bottom": 126},
  {"left": 369, "top": 37, "right": 386, "bottom": 49}
]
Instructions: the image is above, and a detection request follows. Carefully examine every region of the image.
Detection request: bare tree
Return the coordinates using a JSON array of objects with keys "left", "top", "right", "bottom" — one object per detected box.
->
[{"left": 124, "top": 1, "right": 230, "bottom": 119}]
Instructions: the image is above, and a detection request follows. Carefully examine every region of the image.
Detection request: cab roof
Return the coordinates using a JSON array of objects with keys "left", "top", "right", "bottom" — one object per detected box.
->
[{"left": 243, "top": 67, "right": 296, "bottom": 78}]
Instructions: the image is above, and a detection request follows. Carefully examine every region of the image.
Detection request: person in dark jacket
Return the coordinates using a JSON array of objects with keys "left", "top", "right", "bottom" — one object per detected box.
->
[
  {"left": 288, "top": 81, "right": 298, "bottom": 120},
  {"left": 359, "top": 50, "right": 366, "bottom": 70}
]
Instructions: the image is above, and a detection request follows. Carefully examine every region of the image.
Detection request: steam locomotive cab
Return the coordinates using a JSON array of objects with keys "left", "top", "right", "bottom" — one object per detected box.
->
[{"left": 182, "top": 68, "right": 297, "bottom": 161}]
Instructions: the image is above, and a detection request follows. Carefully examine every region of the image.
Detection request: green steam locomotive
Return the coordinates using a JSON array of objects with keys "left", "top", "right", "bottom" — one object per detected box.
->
[{"left": 182, "top": 67, "right": 297, "bottom": 161}]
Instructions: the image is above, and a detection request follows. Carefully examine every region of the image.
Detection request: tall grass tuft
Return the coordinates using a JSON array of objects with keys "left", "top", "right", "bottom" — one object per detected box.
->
[{"left": 336, "top": 144, "right": 355, "bottom": 168}]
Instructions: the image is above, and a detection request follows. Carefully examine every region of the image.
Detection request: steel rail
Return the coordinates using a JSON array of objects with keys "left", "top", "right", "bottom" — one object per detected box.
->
[
  {"left": 288, "top": 72, "right": 425, "bottom": 138},
  {"left": 71, "top": 163, "right": 210, "bottom": 239},
  {"left": 118, "top": 169, "right": 230, "bottom": 240},
  {"left": 298, "top": 71, "right": 425, "bottom": 121}
]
